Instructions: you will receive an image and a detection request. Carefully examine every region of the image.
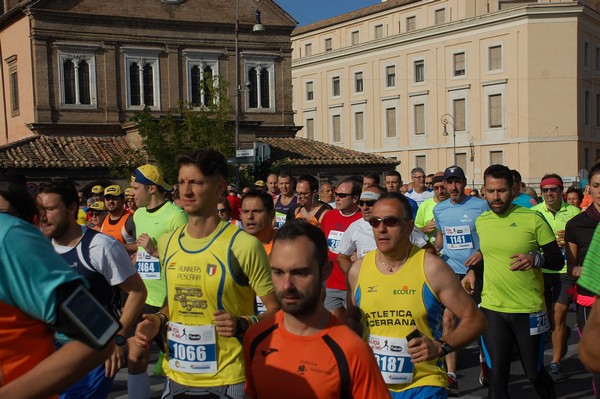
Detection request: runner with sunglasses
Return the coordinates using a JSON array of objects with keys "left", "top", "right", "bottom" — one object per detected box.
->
[
  {"left": 338, "top": 186, "right": 432, "bottom": 275},
  {"left": 345, "top": 191, "right": 486, "bottom": 399},
  {"left": 532, "top": 173, "right": 580, "bottom": 382},
  {"left": 320, "top": 177, "right": 363, "bottom": 320}
]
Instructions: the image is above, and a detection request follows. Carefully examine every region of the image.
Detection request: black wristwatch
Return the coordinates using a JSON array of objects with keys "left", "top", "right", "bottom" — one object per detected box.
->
[
  {"left": 436, "top": 339, "right": 453, "bottom": 356},
  {"left": 237, "top": 317, "right": 250, "bottom": 335},
  {"left": 115, "top": 334, "right": 127, "bottom": 347}
]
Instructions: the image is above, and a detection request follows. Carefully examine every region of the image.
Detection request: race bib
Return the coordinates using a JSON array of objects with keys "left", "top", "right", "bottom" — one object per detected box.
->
[
  {"left": 256, "top": 295, "right": 266, "bottom": 315},
  {"left": 444, "top": 225, "right": 474, "bottom": 250},
  {"left": 275, "top": 212, "right": 287, "bottom": 228},
  {"left": 369, "top": 335, "right": 414, "bottom": 384},
  {"left": 167, "top": 323, "right": 217, "bottom": 374},
  {"left": 327, "top": 230, "right": 344, "bottom": 253},
  {"left": 136, "top": 250, "right": 161, "bottom": 280},
  {"left": 529, "top": 311, "right": 549, "bottom": 336}
]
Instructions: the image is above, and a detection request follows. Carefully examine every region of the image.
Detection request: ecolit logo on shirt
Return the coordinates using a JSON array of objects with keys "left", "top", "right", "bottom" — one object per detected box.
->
[{"left": 393, "top": 286, "right": 417, "bottom": 295}]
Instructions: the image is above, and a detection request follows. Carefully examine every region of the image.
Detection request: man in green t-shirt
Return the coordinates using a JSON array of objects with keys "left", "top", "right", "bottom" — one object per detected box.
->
[
  {"left": 465, "top": 164, "right": 564, "bottom": 398},
  {"left": 128, "top": 164, "right": 188, "bottom": 399}
]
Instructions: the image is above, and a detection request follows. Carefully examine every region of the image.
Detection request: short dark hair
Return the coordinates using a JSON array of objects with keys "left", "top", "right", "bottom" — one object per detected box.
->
[
  {"left": 510, "top": 169, "right": 522, "bottom": 184},
  {"left": 0, "top": 174, "right": 38, "bottom": 223},
  {"left": 363, "top": 172, "right": 380, "bottom": 185},
  {"left": 484, "top": 164, "right": 514, "bottom": 187},
  {"left": 242, "top": 189, "right": 274, "bottom": 213},
  {"left": 274, "top": 221, "right": 328, "bottom": 269},
  {"left": 297, "top": 175, "right": 319, "bottom": 192},
  {"left": 375, "top": 192, "right": 414, "bottom": 221},
  {"left": 385, "top": 170, "right": 401, "bottom": 180},
  {"left": 38, "top": 179, "right": 79, "bottom": 211},
  {"left": 589, "top": 162, "right": 600, "bottom": 181},
  {"left": 566, "top": 186, "right": 584, "bottom": 203},
  {"left": 177, "top": 148, "right": 228, "bottom": 180},
  {"left": 338, "top": 177, "right": 362, "bottom": 196}
]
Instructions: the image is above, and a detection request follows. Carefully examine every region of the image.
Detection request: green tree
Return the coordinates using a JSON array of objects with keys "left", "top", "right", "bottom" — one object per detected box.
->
[{"left": 130, "top": 75, "right": 235, "bottom": 184}]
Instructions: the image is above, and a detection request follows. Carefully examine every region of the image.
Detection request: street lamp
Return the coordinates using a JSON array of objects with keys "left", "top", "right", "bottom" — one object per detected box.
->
[
  {"left": 441, "top": 114, "right": 456, "bottom": 166},
  {"left": 235, "top": 0, "right": 264, "bottom": 187}
]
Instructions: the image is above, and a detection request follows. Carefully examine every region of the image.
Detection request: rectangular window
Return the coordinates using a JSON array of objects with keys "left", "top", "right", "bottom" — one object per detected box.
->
[
  {"left": 490, "top": 150, "right": 503, "bottom": 165},
  {"left": 188, "top": 61, "right": 217, "bottom": 108},
  {"left": 456, "top": 153, "right": 467, "bottom": 173},
  {"left": 414, "top": 60, "right": 425, "bottom": 83},
  {"left": 332, "top": 76, "right": 341, "bottom": 97},
  {"left": 416, "top": 155, "right": 426, "bottom": 170},
  {"left": 435, "top": 9, "right": 445, "bottom": 25},
  {"left": 355, "top": 72, "right": 364, "bottom": 93},
  {"left": 585, "top": 42, "right": 590, "bottom": 68},
  {"left": 489, "top": 45, "right": 502, "bottom": 71},
  {"left": 325, "top": 38, "right": 332, "bottom": 52},
  {"left": 304, "top": 43, "right": 312, "bottom": 57},
  {"left": 355, "top": 112, "right": 364, "bottom": 140},
  {"left": 585, "top": 90, "right": 591, "bottom": 126},
  {"left": 414, "top": 104, "right": 425, "bottom": 135},
  {"left": 351, "top": 31, "right": 360, "bottom": 46},
  {"left": 332, "top": 115, "right": 341, "bottom": 142},
  {"left": 596, "top": 47, "right": 600, "bottom": 72},
  {"left": 128, "top": 61, "right": 158, "bottom": 107},
  {"left": 9, "top": 71, "right": 19, "bottom": 115},
  {"left": 386, "top": 108, "right": 397, "bottom": 138},
  {"left": 306, "top": 81, "right": 314, "bottom": 101},
  {"left": 489, "top": 94, "right": 502, "bottom": 128},
  {"left": 406, "top": 16, "right": 416, "bottom": 32},
  {"left": 453, "top": 52, "right": 465, "bottom": 76},
  {"left": 453, "top": 98, "right": 466, "bottom": 131},
  {"left": 374, "top": 25, "right": 383, "bottom": 39},
  {"left": 245, "top": 59, "right": 275, "bottom": 110},
  {"left": 596, "top": 94, "right": 600, "bottom": 128},
  {"left": 306, "top": 118, "right": 315, "bottom": 140},
  {"left": 386, "top": 65, "right": 396, "bottom": 87}
]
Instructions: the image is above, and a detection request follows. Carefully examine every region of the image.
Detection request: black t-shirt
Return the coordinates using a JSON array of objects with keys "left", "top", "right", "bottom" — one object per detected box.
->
[{"left": 565, "top": 211, "right": 599, "bottom": 297}]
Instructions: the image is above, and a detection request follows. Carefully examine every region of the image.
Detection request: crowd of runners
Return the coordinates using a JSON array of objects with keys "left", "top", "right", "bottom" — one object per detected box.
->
[{"left": 2, "top": 149, "right": 600, "bottom": 399}]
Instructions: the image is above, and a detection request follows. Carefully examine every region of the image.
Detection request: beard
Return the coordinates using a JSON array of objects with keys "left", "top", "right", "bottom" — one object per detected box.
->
[{"left": 275, "top": 285, "right": 322, "bottom": 317}]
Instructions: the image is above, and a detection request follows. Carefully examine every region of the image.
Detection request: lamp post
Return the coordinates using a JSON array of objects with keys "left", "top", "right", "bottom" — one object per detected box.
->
[
  {"left": 441, "top": 114, "right": 456, "bottom": 166},
  {"left": 235, "top": 0, "right": 264, "bottom": 188},
  {"left": 470, "top": 138, "right": 475, "bottom": 189}
]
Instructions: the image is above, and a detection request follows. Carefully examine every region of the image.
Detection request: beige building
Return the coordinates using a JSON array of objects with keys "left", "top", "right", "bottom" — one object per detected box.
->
[{"left": 291, "top": 0, "right": 600, "bottom": 187}]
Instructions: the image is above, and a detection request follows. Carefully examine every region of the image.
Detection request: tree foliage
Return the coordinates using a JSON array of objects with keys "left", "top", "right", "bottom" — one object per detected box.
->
[{"left": 129, "top": 75, "right": 235, "bottom": 184}]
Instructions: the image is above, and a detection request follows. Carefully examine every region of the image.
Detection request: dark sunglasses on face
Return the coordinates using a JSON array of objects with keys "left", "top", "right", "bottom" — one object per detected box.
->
[
  {"left": 334, "top": 192, "right": 352, "bottom": 198},
  {"left": 358, "top": 200, "right": 376, "bottom": 207},
  {"left": 541, "top": 187, "right": 561, "bottom": 193},
  {"left": 217, "top": 208, "right": 227, "bottom": 213},
  {"left": 368, "top": 216, "right": 406, "bottom": 228}
]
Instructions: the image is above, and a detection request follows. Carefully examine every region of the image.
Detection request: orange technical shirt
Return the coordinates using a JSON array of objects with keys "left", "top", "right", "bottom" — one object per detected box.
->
[
  {"left": 244, "top": 310, "right": 390, "bottom": 399},
  {"left": 100, "top": 212, "right": 132, "bottom": 244}
]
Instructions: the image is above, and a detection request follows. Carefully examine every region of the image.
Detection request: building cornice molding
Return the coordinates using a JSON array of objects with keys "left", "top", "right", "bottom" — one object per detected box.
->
[{"left": 293, "top": 4, "right": 588, "bottom": 69}]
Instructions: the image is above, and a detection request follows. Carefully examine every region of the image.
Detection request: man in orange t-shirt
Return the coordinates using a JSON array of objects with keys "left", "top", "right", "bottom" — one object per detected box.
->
[{"left": 243, "top": 222, "right": 390, "bottom": 399}]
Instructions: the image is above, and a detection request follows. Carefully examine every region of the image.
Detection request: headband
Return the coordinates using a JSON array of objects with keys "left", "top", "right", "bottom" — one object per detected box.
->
[
  {"left": 360, "top": 191, "right": 381, "bottom": 201},
  {"left": 540, "top": 178, "right": 563, "bottom": 188}
]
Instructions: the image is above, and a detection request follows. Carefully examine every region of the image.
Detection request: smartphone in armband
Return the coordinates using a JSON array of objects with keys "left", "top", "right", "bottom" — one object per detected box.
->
[
  {"left": 406, "top": 329, "right": 422, "bottom": 342},
  {"left": 60, "top": 285, "right": 120, "bottom": 349}
]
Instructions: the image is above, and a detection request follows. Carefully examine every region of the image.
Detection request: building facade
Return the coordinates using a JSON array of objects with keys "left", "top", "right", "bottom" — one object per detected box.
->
[
  {"left": 291, "top": 0, "right": 600, "bottom": 187},
  {"left": 0, "top": 0, "right": 298, "bottom": 181}
]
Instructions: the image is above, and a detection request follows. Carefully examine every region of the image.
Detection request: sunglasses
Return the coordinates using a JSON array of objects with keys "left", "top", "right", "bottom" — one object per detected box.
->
[
  {"left": 425, "top": 182, "right": 433, "bottom": 186},
  {"left": 89, "top": 211, "right": 104, "bottom": 217},
  {"left": 334, "top": 192, "right": 353, "bottom": 198},
  {"left": 217, "top": 208, "right": 227, "bottom": 213},
  {"left": 358, "top": 200, "right": 376, "bottom": 207},
  {"left": 541, "top": 187, "right": 561, "bottom": 193},
  {"left": 368, "top": 216, "right": 406, "bottom": 228}
]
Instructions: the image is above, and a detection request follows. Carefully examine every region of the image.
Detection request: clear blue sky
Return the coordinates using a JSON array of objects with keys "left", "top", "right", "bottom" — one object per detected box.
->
[{"left": 275, "top": 0, "right": 380, "bottom": 27}]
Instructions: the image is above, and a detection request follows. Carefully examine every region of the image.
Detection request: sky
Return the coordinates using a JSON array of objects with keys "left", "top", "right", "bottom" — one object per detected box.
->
[{"left": 275, "top": 0, "right": 381, "bottom": 27}]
